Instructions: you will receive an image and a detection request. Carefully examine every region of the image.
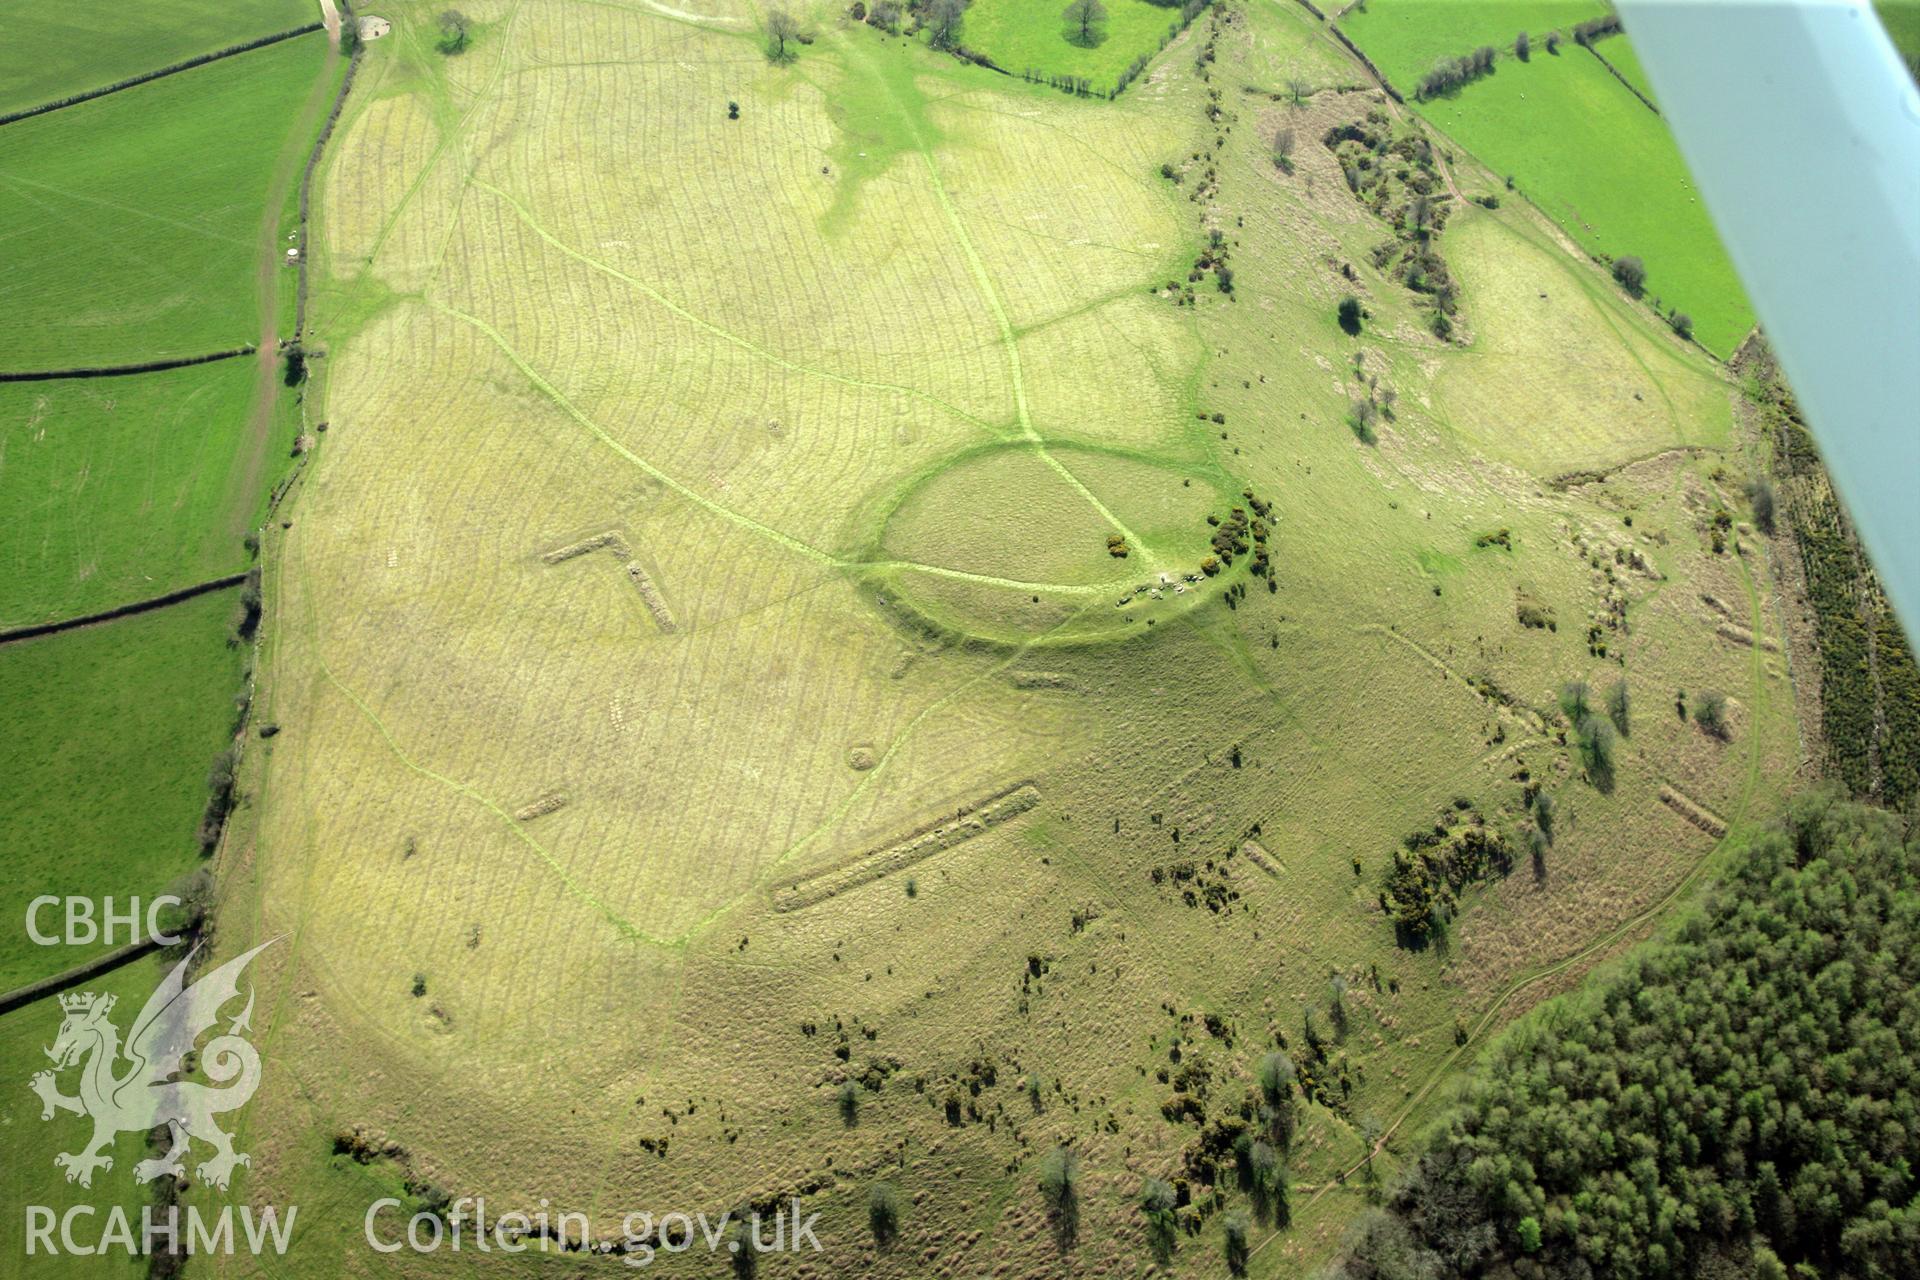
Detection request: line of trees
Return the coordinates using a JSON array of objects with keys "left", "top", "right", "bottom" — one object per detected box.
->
[
  {"left": 858, "top": 0, "right": 902, "bottom": 33},
  {"left": 1022, "top": 67, "right": 1099, "bottom": 96},
  {"left": 1415, "top": 45, "right": 1496, "bottom": 100},
  {"left": 1756, "top": 343, "right": 1920, "bottom": 807},
  {"left": 1571, "top": 13, "right": 1623, "bottom": 46}
]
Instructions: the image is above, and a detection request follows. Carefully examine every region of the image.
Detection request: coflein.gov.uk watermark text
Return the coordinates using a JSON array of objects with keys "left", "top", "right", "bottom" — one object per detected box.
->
[{"left": 366, "top": 1197, "right": 824, "bottom": 1267}]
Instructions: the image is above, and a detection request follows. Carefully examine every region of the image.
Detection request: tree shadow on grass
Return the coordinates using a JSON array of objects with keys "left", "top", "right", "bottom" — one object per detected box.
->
[{"left": 1060, "top": 25, "right": 1109, "bottom": 49}]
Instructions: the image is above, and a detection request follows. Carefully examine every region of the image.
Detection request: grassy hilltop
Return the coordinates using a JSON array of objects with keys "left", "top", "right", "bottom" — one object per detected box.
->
[
  {"left": 155, "top": 0, "right": 1814, "bottom": 1276},
  {"left": 15, "top": 0, "right": 1914, "bottom": 1277}
]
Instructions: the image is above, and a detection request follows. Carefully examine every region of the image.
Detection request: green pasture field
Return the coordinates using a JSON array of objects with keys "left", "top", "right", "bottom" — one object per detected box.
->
[
  {"left": 0, "top": 590, "right": 243, "bottom": 991},
  {"left": 0, "top": 32, "right": 326, "bottom": 368},
  {"left": 1405, "top": 48, "right": 1753, "bottom": 354},
  {"left": 961, "top": 0, "right": 1200, "bottom": 89},
  {"left": 0, "top": 958, "right": 164, "bottom": 1280},
  {"left": 0, "top": 0, "right": 311, "bottom": 118},
  {"left": 1338, "top": 0, "right": 1608, "bottom": 86},
  {"left": 0, "top": 360, "right": 260, "bottom": 626},
  {"left": 1591, "top": 30, "right": 1657, "bottom": 104}
]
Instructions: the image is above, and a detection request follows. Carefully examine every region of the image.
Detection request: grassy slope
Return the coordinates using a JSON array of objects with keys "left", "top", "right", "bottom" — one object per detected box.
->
[
  {"left": 1436, "top": 211, "right": 1732, "bottom": 476},
  {"left": 964, "top": 0, "right": 1196, "bottom": 88},
  {"left": 0, "top": 0, "right": 310, "bottom": 117},
  {"left": 1411, "top": 50, "right": 1752, "bottom": 354},
  {"left": 0, "top": 33, "right": 327, "bottom": 368},
  {"left": 0, "top": 360, "right": 260, "bottom": 625},
  {"left": 0, "top": 590, "right": 243, "bottom": 991}
]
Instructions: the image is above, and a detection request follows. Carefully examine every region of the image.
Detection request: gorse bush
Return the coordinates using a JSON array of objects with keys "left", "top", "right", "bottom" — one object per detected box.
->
[
  {"left": 1694, "top": 688, "right": 1731, "bottom": 739},
  {"left": 1338, "top": 294, "right": 1363, "bottom": 334},
  {"left": 1380, "top": 811, "right": 1512, "bottom": 948}
]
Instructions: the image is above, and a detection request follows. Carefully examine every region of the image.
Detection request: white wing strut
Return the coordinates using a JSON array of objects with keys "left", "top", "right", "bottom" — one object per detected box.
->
[{"left": 1617, "top": 0, "right": 1920, "bottom": 630}]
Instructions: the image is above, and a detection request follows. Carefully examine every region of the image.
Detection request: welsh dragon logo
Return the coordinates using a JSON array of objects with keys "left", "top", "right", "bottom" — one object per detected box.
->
[{"left": 30, "top": 940, "right": 277, "bottom": 1191}]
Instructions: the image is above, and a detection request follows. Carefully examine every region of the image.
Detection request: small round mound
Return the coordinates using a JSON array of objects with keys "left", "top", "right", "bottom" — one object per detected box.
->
[{"left": 871, "top": 442, "right": 1238, "bottom": 645}]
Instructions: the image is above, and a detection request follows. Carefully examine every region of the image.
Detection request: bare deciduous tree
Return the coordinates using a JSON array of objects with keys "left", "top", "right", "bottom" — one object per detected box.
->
[
  {"left": 766, "top": 6, "right": 800, "bottom": 60},
  {"left": 926, "top": 0, "right": 966, "bottom": 50},
  {"left": 1272, "top": 126, "right": 1296, "bottom": 173}
]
